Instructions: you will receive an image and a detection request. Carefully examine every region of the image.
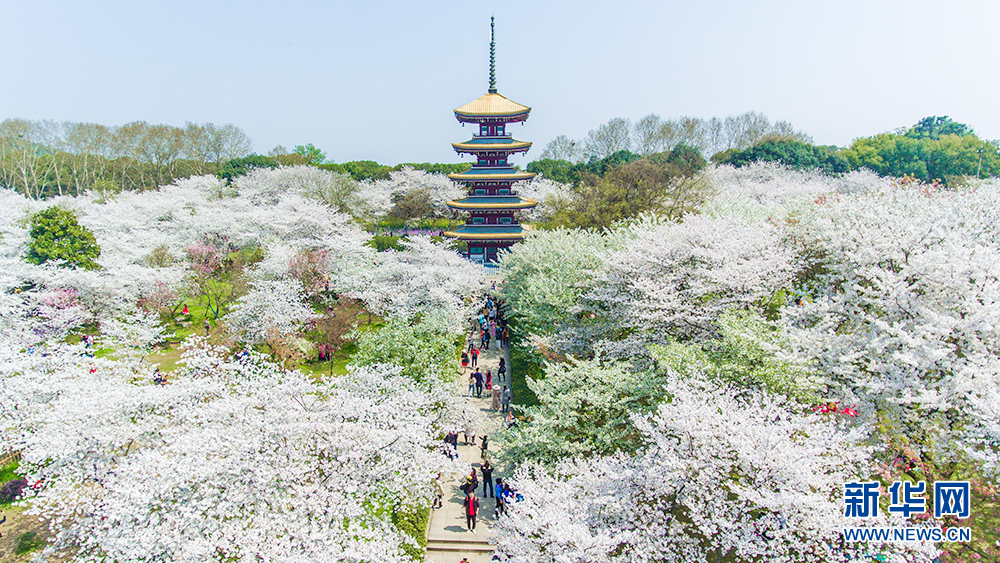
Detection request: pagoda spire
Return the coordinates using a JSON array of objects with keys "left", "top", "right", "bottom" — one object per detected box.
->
[{"left": 488, "top": 16, "right": 497, "bottom": 94}]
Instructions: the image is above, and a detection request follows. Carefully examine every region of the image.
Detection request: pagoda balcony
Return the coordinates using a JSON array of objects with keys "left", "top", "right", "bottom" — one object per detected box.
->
[
  {"left": 446, "top": 195, "right": 537, "bottom": 210},
  {"left": 448, "top": 167, "right": 535, "bottom": 182},
  {"left": 452, "top": 137, "right": 531, "bottom": 155},
  {"left": 443, "top": 224, "right": 533, "bottom": 241}
]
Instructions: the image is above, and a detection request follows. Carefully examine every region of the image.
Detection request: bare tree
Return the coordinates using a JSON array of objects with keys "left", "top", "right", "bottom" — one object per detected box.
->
[
  {"left": 703, "top": 117, "right": 727, "bottom": 157},
  {"left": 724, "top": 111, "right": 771, "bottom": 150},
  {"left": 764, "top": 120, "right": 813, "bottom": 144},
  {"left": 65, "top": 122, "right": 112, "bottom": 193},
  {"left": 656, "top": 120, "right": 681, "bottom": 152},
  {"left": 676, "top": 116, "right": 708, "bottom": 154},
  {"left": 584, "top": 117, "right": 632, "bottom": 160},
  {"left": 540, "top": 135, "right": 583, "bottom": 162},
  {"left": 633, "top": 114, "right": 665, "bottom": 156},
  {"left": 0, "top": 119, "right": 47, "bottom": 198}
]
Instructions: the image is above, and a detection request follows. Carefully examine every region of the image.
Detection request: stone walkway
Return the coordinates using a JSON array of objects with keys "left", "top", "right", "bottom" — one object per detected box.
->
[{"left": 424, "top": 334, "right": 510, "bottom": 563}]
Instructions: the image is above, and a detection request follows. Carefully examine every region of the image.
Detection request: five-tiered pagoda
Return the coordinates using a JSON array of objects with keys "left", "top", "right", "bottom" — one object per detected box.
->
[{"left": 444, "top": 18, "right": 536, "bottom": 264}]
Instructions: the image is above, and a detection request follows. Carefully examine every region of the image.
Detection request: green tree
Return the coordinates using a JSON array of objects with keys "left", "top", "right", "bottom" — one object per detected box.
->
[
  {"left": 659, "top": 143, "right": 707, "bottom": 176},
  {"left": 544, "top": 146, "right": 710, "bottom": 230},
  {"left": 388, "top": 188, "right": 436, "bottom": 220},
  {"left": 293, "top": 143, "right": 327, "bottom": 166},
  {"left": 216, "top": 154, "right": 279, "bottom": 183},
  {"left": 906, "top": 115, "right": 972, "bottom": 140},
  {"left": 716, "top": 139, "right": 849, "bottom": 174},
  {"left": 25, "top": 206, "right": 101, "bottom": 270},
  {"left": 842, "top": 131, "right": 1000, "bottom": 184},
  {"left": 839, "top": 116, "right": 1000, "bottom": 184},
  {"left": 526, "top": 158, "right": 578, "bottom": 184},
  {"left": 336, "top": 160, "right": 394, "bottom": 181},
  {"left": 394, "top": 162, "right": 471, "bottom": 175}
]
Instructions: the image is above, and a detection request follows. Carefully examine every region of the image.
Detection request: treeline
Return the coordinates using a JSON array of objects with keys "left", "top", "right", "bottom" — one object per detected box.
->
[
  {"left": 0, "top": 118, "right": 474, "bottom": 199},
  {"left": 216, "top": 154, "right": 470, "bottom": 184},
  {"left": 715, "top": 116, "right": 1000, "bottom": 184},
  {"left": 0, "top": 119, "right": 253, "bottom": 198},
  {"left": 541, "top": 111, "right": 811, "bottom": 162},
  {"left": 529, "top": 145, "right": 710, "bottom": 230},
  {"left": 545, "top": 114, "right": 1000, "bottom": 187}
]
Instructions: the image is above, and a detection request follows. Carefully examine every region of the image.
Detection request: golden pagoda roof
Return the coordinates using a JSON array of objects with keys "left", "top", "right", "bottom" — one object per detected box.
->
[
  {"left": 447, "top": 196, "right": 537, "bottom": 210},
  {"left": 454, "top": 93, "right": 530, "bottom": 118},
  {"left": 449, "top": 168, "right": 535, "bottom": 181},
  {"left": 452, "top": 139, "right": 532, "bottom": 152},
  {"left": 444, "top": 224, "right": 531, "bottom": 241}
]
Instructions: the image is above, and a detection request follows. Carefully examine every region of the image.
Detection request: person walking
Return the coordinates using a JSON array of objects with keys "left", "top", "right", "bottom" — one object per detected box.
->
[
  {"left": 461, "top": 351, "right": 469, "bottom": 372},
  {"left": 470, "top": 346, "right": 479, "bottom": 368},
  {"left": 481, "top": 459, "right": 494, "bottom": 498},
  {"left": 468, "top": 372, "right": 476, "bottom": 397},
  {"left": 497, "top": 357, "right": 506, "bottom": 382},
  {"left": 501, "top": 385, "right": 511, "bottom": 412},
  {"left": 492, "top": 383, "right": 502, "bottom": 411},
  {"left": 464, "top": 419, "right": 475, "bottom": 446},
  {"left": 480, "top": 434, "right": 489, "bottom": 460},
  {"left": 474, "top": 369, "right": 484, "bottom": 398},
  {"left": 433, "top": 474, "right": 444, "bottom": 509},
  {"left": 494, "top": 478, "right": 505, "bottom": 516},
  {"left": 464, "top": 491, "right": 480, "bottom": 533},
  {"left": 502, "top": 325, "right": 510, "bottom": 349},
  {"left": 485, "top": 369, "right": 493, "bottom": 391}
]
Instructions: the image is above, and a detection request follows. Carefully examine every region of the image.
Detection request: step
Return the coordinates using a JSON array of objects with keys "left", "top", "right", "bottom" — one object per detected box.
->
[
  {"left": 427, "top": 536, "right": 492, "bottom": 546},
  {"left": 426, "top": 543, "right": 495, "bottom": 553}
]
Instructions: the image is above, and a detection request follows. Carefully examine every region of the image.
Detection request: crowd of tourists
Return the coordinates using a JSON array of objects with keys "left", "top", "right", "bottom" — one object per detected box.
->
[{"left": 433, "top": 290, "right": 525, "bottom": 551}]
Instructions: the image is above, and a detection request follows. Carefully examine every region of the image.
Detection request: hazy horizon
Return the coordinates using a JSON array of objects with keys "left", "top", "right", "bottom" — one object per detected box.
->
[{"left": 3, "top": 0, "right": 998, "bottom": 165}]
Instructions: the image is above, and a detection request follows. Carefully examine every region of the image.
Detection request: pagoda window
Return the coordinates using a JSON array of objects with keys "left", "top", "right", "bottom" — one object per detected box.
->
[
  {"left": 470, "top": 246, "right": 484, "bottom": 254},
  {"left": 497, "top": 124, "right": 505, "bottom": 135},
  {"left": 480, "top": 125, "right": 488, "bottom": 136},
  {"left": 473, "top": 217, "right": 485, "bottom": 224},
  {"left": 498, "top": 189, "right": 509, "bottom": 195},
  {"left": 498, "top": 158, "right": 507, "bottom": 166},
  {"left": 500, "top": 217, "right": 512, "bottom": 224},
  {"left": 474, "top": 189, "right": 486, "bottom": 195}
]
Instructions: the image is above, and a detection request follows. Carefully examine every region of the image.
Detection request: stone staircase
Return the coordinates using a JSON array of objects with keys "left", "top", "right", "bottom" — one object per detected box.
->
[{"left": 425, "top": 535, "right": 494, "bottom": 562}]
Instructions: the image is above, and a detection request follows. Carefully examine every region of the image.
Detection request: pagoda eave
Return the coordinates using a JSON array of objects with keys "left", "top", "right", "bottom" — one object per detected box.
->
[
  {"left": 448, "top": 170, "right": 535, "bottom": 181},
  {"left": 452, "top": 141, "right": 532, "bottom": 153},
  {"left": 444, "top": 231, "right": 527, "bottom": 241},
  {"left": 455, "top": 113, "right": 530, "bottom": 125},
  {"left": 446, "top": 198, "right": 537, "bottom": 210}
]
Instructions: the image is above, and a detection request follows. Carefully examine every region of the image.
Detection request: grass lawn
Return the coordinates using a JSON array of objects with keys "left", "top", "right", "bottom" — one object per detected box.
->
[
  {"left": 0, "top": 459, "right": 21, "bottom": 487},
  {"left": 146, "top": 347, "right": 185, "bottom": 371},
  {"left": 298, "top": 356, "right": 351, "bottom": 381}
]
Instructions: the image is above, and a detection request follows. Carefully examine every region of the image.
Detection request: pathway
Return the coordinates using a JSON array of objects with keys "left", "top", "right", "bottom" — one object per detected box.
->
[{"left": 424, "top": 331, "right": 510, "bottom": 563}]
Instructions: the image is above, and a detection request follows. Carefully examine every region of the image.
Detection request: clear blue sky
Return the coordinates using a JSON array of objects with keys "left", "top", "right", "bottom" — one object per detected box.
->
[{"left": 3, "top": 0, "right": 998, "bottom": 165}]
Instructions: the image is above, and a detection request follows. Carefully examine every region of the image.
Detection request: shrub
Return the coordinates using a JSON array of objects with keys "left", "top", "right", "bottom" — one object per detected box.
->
[
  {"left": 0, "top": 478, "right": 28, "bottom": 502},
  {"left": 392, "top": 504, "right": 429, "bottom": 561},
  {"left": 25, "top": 207, "right": 101, "bottom": 270},
  {"left": 16, "top": 531, "right": 44, "bottom": 555}
]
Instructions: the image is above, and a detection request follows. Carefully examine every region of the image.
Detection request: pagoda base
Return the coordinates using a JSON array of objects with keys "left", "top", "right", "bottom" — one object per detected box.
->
[{"left": 465, "top": 239, "right": 517, "bottom": 264}]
